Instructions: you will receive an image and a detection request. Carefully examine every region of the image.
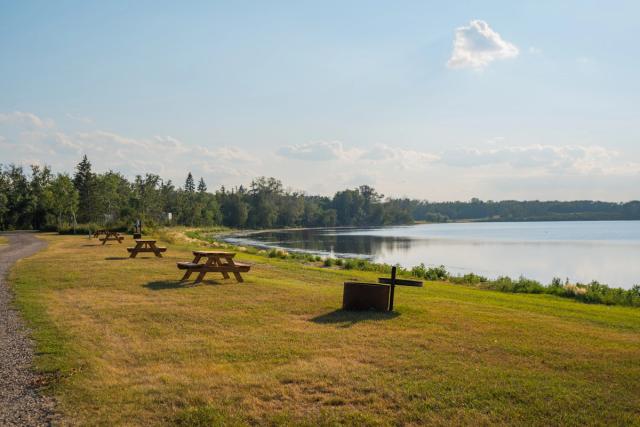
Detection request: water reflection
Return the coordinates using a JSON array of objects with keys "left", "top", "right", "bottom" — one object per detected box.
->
[{"left": 224, "top": 222, "right": 640, "bottom": 289}]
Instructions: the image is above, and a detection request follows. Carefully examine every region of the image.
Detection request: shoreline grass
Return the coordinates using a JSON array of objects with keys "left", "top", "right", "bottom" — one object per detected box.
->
[
  {"left": 11, "top": 233, "right": 640, "bottom": 425},
  {"left": 186, "top": 228, "right": 640, "bottom": 308}
]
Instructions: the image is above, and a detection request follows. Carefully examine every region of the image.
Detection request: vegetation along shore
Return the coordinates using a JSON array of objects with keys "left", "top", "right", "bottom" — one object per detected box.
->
[{"left": 2, "top": 156, "right": 640, "bottom": 233}]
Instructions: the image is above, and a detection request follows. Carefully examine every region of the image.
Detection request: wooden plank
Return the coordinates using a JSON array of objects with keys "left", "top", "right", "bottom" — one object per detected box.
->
[
  {"left": 177, "top": 262, "right": 204, "bottom": 269},
  {"left": 192, "top": 251, "right": 235, "bottom": 256},
  {"left": 378, "top": 277, "right": 423, "bottom": 287},
  {"left": 192, "top": 265, "right": 250, "bottom": 273}
]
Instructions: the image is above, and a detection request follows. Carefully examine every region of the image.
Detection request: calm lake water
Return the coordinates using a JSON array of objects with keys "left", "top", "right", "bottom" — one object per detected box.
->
[{"left": 225, "top": 221, "right": 640, "bottom": 289}]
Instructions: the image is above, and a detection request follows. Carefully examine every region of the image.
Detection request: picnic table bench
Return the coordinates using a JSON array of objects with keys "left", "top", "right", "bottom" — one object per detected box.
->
[
  {"left": 127, "top": 239, "right": 167, "bottom": 258},
  {"left": 177, "top": 251, "right": 250, "bottom": 283},
  {"left": 99, "top": 231, "right": 124, "bottom": 245}
]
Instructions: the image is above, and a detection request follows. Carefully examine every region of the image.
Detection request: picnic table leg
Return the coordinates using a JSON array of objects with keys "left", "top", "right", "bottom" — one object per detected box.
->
[
  {"left": 102, "top": 238, "right": 107, "bottom": 245},
  {"left": 193, "top": 270, "right": 207, "bottom": 284},
  {"left": 129, "top": 242, "right": 140, "bottom": 258},
  {"left": 181, "top": 255, "right": 202, "bottom": 281},
  {"left": 215, "top": 257, "right": 231, "bottom": 280},
  {"left": 224, "top": 256, "right": 243, "bottom": 282},
  {"left": 151, "top": 243, "right": 162, "bottom": 258}
]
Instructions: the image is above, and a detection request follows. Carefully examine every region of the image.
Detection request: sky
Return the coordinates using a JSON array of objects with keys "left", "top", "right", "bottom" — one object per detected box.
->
[{"left": 1, "top": 0, "right": 639, "bottom": 201}]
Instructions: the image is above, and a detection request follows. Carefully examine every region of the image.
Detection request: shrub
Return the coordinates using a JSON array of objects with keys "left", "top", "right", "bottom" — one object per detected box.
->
[
  {"left": 409, "top": 263, "right": 448, "bottom": 281},
  {"left": 450, "top": 273, "right": 488, "bottom": 285},
  {"left": 57, "top": 222, "right": 128, "bottom": 235},
  {"left": 323, "top": 258, "right": 334, "bottom": 267},
  {"left": 342, "top": 259, "right": 356, "bottom": 270}
]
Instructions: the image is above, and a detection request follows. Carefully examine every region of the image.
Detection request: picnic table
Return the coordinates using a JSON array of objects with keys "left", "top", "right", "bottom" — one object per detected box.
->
[
  {"left": 127, "top": 239, "right": 167, "bottom": 258},
  {"left": 92, "top": 229, "right": 108, "bottom": 238},
  {"left": 99, "top": 231, "right": 124, "bottom": 245},
  {"left": 177, "top": 251, "right": 250, "bottom": 283}
]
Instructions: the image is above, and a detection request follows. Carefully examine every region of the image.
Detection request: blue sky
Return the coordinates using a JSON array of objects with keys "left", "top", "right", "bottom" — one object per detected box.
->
[{"left": 1, "top": 1, "right": 639, "bottom": 200}]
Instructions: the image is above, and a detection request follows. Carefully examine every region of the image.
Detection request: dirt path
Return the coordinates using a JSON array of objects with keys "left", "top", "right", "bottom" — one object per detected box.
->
[{"left": 0, "top": 232, "right": 55, "bottom": 426}]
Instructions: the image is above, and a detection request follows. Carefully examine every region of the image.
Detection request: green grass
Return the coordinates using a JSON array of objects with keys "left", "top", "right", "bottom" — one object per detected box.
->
[
  {"left": 10, "top": 234, "right": 640, "bottom": 425},
  {"left": 0, "top": 235, "right": 9, "bottom": 245}
]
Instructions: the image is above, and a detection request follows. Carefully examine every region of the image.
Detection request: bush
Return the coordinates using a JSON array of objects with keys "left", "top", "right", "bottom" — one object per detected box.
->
[
  {"left": 410, "top": 264, "right": 448, "bottom": 281},
  {"left": 487, "top": 276, "right": 545, "bottom": 294},
  {"left": 57, "top": 222, "right": 128, "bottom": 235},
  {"left": 342, "top": 259, "right": 356, "bottom": 270},
  {"left": 450, "top": 273, "right": 488, "bottom": 285},
  {"left": 323, "top": 258, "right": 334, "bottom": 267}
]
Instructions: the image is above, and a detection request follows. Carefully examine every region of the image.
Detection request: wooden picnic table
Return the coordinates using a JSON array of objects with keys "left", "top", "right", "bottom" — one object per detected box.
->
[
  {"left": 92, "top": 229, "right": 108, "bottom": 238},
  {"left": 127, "top": 239, "right": 167, "bottom": 258},
  {"left": 99, "top": 231, "right": 123, "bottom": 245},
  {"left": 177, "top": 250, "right": 250, "bottom": 283}
]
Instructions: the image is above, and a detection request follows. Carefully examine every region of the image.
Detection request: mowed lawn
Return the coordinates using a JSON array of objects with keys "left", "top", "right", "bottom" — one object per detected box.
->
[{"left": 10, "top": 234, "right": 640, "bottom": 426}]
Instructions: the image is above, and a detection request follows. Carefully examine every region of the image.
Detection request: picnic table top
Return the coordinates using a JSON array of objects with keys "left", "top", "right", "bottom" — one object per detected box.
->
[
  {"left": 134, "top": 239, "right": 156, "bottom": 243},
  {"left": 192, "top": 250, "right": 236, "bottom": 256}
]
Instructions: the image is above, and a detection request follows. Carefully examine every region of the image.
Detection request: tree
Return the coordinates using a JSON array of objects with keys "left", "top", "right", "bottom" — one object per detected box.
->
[
  {"left": 29, "top": 165, "right": 53, "bottom": 229},
  {"left": 197, "top": 177, "right": 207, "bottom": 193},
  {"left": 73, "top": 155, "right": 97, "bottom": 223},
  {"left": 220, "top": 190, "right": 249, "bottom": 227},
  {"left": 132, "top": 174, "right": 163, "bottom": 223},
  {"left": 4, "top": 165, "right": 32, "bottom": 229},
  {"left": 185, "top": 172, "right": 195, "bottom": 193},
  {"left": 50, "top": 174, "right": 79, "bottom": 231},
  {"left": 94, "top": 171, "right": 131, "bottom": 224},
  {"left": 247, "top": 177, "right": 283, "bottom": 228}
]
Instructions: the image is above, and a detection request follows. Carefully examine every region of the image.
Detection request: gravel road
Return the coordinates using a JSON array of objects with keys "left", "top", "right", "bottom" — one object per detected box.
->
[{"left": 0, "top": 232, "right": 56, "bottom": 426}]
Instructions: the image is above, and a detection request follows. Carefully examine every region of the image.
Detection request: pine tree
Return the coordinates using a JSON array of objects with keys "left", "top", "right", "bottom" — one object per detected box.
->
[
  {"left": 185, "top": 172, "right": 195, "bottom": 193},
  {"left": 73, "top": 155, "right": 96, "bottom": 223},
  {"left": 197, "top": 177, "right": 207, "bottom": 193}
]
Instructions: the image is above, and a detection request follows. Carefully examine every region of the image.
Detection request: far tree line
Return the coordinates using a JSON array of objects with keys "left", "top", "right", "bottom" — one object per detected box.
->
[{"left": 1, "top": 156, "right": 639, "bottom": 231}]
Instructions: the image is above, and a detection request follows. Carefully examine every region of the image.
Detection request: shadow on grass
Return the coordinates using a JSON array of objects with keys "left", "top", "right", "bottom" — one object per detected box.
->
[
  {"left": 310, "top": 309, "right": 400, "bottom": 328},
  {"left": 143, "top": 280, "right": 224, "bottom": 290},
  {"left": 105, "top": 257, "right": 129, "bottom": 260}
]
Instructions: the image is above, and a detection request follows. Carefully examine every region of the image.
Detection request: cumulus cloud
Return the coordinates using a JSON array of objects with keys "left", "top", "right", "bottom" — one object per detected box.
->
[
  {"left": 0, "top": 111, "right": 55, "bottom": 128},
  {"left": 447, "top": 20, "right": 519, "bottom": 69},
  {"left": 277, "top": 141, "right": 439, "bottom": 170},
  {"left": 441, "top": 144, "right": 640, "bottom": 176},
  {"left": 0, "top": 111, "right": 259, "bottom": 185},
  {"left": 277, "top": 141, "right": 363, "bottom": 161},
  {"left": 361, "top": 144, "right": 440, "bottom": 169}
]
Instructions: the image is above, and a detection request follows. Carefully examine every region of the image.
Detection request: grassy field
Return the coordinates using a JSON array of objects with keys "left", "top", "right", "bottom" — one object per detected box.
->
[
  {"left": 10, "top": 233, "right": 640, "bottom": 426},
  {"left": 0, "top": 235, "right": 9, "bottom": 245}
]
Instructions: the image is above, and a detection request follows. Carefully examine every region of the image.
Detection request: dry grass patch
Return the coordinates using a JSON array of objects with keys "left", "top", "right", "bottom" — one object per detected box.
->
[{"left": 11, "top": 234, "right": 640, "bottom": 425}]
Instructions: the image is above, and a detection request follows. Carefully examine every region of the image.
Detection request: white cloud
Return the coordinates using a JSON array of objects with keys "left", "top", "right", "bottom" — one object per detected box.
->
[
  {"left": 0, "top": 111, "right": 55, "bottom": 128},
  {"left": 277, "top": 141, "right": 439, "bottom": 170},
  {"left": 0, "top": 111, "right": 260, "bottom": 186},
  {"left": 197, "top": 146, "right": 258, "bottom": 162},
  {"left": 441, "top": 144, "right": 640, "bottom": 176},
  {"left": 277, "top": 141, "right": 363, "bottom": 161},
  {"left": 447, "top": 20, "right": 519, "bottom": 69},
  {"left": 361, "top": 144, "right": 440, "bottom": 170}
]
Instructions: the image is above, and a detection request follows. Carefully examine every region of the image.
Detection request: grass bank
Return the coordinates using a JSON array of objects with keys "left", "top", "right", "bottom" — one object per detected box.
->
[
  {"left": 0, "top": 235, "right": 8, "bottom": 245},
  {"left": 11, "top": 233, "right": 640, "bottom": 425}
]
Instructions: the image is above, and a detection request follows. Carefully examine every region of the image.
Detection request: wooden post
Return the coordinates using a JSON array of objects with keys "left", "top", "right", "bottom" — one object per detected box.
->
[{"left": 389, "top": 266, "right": 397, "bottom": 311}]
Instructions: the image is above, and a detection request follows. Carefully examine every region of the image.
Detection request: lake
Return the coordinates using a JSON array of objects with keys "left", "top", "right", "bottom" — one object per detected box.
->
[{"left": 224, "top": 221, "right": 640, "bottom": 289}]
